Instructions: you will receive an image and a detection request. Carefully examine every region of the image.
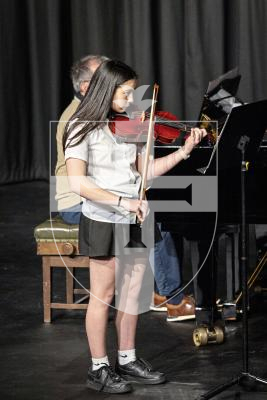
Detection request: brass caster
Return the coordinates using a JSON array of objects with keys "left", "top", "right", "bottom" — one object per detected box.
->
[
  {"left": 214, "top": 325, "right": 224, "bottom": 344},
  {"left": 193, "top": 325, "right": 224, "bottom": 347},
  {"left": 193, "top": 327, "right": 208, "bottom": 346}
]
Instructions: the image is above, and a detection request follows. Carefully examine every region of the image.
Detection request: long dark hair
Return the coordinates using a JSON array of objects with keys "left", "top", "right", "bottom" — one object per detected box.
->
[{"left": 63, "top": 59, "right": 138, "bottom": 151}]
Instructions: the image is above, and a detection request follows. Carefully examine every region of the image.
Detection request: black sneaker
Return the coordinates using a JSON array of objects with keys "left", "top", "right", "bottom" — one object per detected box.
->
[
  {"left": 86, "top": 364, "right": 132, "bottom": 393},
  {"left": 115, "top": 358, "right": 166, "bottom": 385}
]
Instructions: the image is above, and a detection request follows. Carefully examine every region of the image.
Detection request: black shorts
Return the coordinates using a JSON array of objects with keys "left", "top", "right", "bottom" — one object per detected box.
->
[{"left": 79, "top": 214, "right": 161, "bottom": 258}]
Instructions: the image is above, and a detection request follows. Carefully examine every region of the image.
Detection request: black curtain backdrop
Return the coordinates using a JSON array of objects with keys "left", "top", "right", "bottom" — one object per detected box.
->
[{"left": 1, "top": 0, "right": 267, "bottom": 183}]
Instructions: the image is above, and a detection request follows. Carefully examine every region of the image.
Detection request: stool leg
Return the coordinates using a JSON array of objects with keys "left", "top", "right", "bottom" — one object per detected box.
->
[
  {"left": 66, "top": 267, "right": 74, "bottom": 304},
  {"left": 43, "top": 257, "right": 51, "bottom": 323}
]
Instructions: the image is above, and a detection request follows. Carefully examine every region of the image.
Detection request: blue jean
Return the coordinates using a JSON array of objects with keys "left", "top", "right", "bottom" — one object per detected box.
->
[
  {"left": 151, "top": 223, "right": 184, "bottom": 305},
  {"left": 59, "top": 203, "right": 82, "bottom": 224}
]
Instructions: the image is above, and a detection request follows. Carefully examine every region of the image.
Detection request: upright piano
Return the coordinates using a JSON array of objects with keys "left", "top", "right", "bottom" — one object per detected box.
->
[{"left": 148, "top": 90, "right": 267, "bottom": 344}]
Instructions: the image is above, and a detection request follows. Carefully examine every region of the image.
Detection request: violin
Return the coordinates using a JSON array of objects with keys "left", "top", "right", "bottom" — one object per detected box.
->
[
  {"left": 109, "top": 110, "right": 194, "bottom": 144},
  {"left": 109, "top": 110, "right": 218, "bottom": 145}
]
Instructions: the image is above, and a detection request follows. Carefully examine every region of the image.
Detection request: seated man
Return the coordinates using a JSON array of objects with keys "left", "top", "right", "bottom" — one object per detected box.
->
[{"left": 55, "top": 54, "right": 108, "bottom": 223}]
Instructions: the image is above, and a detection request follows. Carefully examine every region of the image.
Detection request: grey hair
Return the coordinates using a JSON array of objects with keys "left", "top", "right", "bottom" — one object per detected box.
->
[{"left": 71, "top": 54, "right": 109, "bottom": 93}]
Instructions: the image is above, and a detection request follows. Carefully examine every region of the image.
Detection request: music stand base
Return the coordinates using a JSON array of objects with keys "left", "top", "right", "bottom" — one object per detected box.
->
[{"left": 197, "top": 372, "right": 267, "bottom": 399}]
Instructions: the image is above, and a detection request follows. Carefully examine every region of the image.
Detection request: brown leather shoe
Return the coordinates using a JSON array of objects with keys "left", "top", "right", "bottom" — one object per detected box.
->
[
  {"left": 150, "top": 292, "right": 167, "bottom": 312},
  {"left": 166, "top": 295, "right": 195, "bottom": 322}
]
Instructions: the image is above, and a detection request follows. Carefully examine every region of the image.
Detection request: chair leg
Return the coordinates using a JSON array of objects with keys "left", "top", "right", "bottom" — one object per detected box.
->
[
  {"left": 66, "top": 267, "right": 74, "bottom": 304},
  {"left": 43, "top": 256, "right": 51, "bottom": 323}
]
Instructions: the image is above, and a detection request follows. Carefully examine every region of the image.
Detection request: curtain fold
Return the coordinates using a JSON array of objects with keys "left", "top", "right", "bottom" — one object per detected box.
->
[{"left": 1, "top": 0, "right": 267, "bottom": 184}]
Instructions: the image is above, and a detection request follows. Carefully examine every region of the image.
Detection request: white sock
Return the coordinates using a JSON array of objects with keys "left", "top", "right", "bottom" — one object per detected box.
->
[
  {"left": 118, "top": 349, "right": 136, "bottom": 365},
  {"left": 92, "top": 356, "right": 109, "bottom": 371}
]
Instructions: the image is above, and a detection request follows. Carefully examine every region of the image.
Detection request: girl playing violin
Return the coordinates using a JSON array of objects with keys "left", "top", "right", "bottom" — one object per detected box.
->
[{"left": 63, "top": 59, "right": 207, "bottom": 394}]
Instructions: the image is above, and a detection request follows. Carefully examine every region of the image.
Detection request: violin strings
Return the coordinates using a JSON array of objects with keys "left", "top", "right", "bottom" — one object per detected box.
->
[
  {"left": 130, "top": 111, "right": 225, "bottom": 134},
  {"left": 114, "top": 111, "right": 226, "bottom": 140}
]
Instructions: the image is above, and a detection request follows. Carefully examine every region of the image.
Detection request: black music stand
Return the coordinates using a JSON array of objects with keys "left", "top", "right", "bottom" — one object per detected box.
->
[
  {"left": 197, "top": 99, "right": 267, "bottom": 399},
  {"left": 197, "top": 67, "right": 242, "bottom": 127},
  {"left": 206, "top": 66, "right": 241, "bottom": 99}
]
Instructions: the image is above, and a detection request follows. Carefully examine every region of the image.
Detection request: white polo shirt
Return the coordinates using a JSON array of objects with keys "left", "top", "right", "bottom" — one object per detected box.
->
[{"left": 65, "top": 123, "right": 143, "bottom": 223}]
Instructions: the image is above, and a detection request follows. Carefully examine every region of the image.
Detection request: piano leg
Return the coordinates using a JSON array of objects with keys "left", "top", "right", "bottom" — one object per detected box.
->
[{"left": 191, "top": 238, "right": 225, "bottom": 346}]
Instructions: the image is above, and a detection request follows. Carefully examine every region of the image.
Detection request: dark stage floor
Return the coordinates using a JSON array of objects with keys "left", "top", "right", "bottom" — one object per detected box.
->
[{"left": 1, "top": 181, "right": 267, "bottom": 400}]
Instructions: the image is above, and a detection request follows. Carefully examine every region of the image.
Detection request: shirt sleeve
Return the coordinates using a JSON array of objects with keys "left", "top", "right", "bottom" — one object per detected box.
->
[{"left": 64, "top": 124, "right": 88, "bottom": 163}]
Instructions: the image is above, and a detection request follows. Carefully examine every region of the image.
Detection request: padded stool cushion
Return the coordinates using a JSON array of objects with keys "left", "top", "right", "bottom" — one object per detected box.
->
[
  {"left": 34, "top": 216, "right": 78, "bottom": 242},
  {"left": 34, "top": 216, "right": 79, "bottom": 255}
]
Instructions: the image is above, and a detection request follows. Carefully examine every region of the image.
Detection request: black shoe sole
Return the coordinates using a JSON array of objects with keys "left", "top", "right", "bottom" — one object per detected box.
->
[
  {"left": 86, "top": 379, "right": 132, "bottom": 393},
  {"left": 119, "top": 373, "right": 166, "bottom": 385}
]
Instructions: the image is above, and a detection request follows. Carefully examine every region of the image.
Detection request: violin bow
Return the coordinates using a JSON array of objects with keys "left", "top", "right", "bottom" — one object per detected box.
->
[{"left": 139, "top": 83, "right": 159, "bottom": 202}]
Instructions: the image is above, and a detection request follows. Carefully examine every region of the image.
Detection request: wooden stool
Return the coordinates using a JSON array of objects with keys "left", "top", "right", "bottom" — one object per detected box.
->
[{"left": 34, "top": 216, "right": 90, "bottom": 323}]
